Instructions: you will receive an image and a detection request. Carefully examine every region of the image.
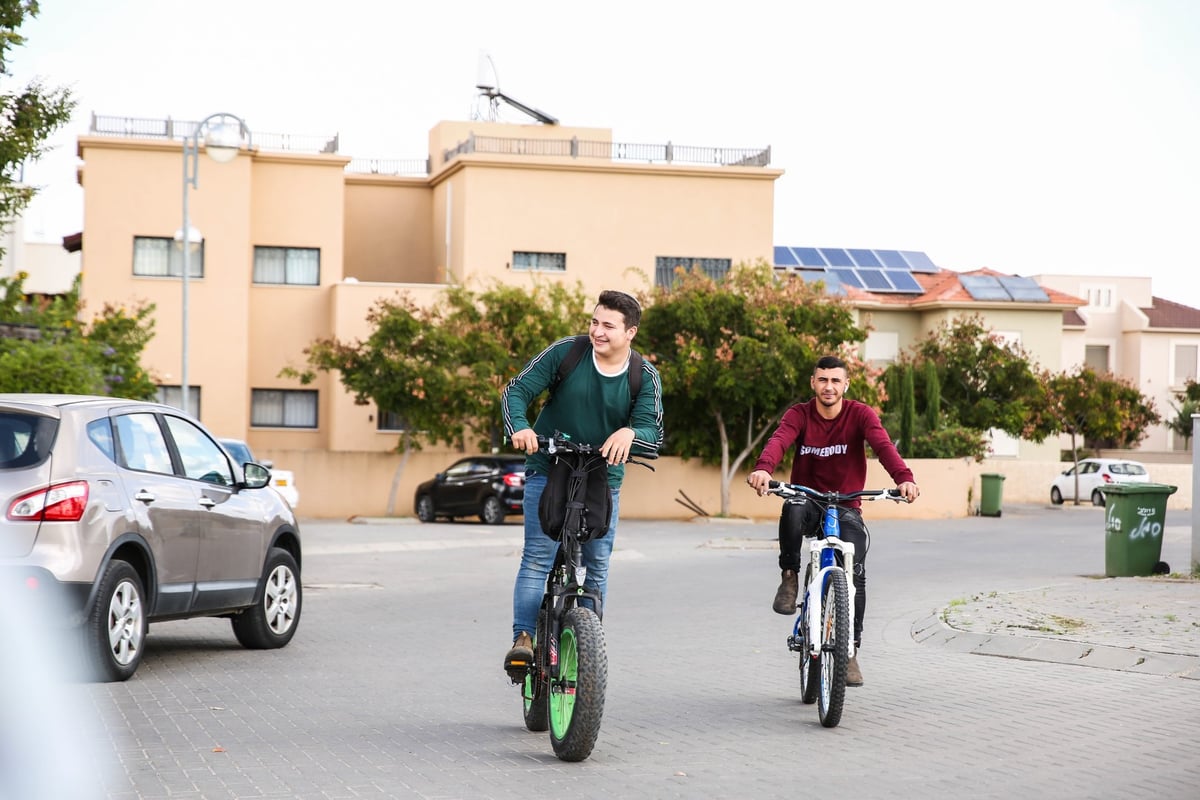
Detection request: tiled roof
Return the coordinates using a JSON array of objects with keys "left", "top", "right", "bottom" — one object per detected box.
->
[
  {"left": 1062, "top": 308, "right": 1087, "bottom": 327},
  {"left": 1142, "top": 296, "right": 1200, "bottom": 330}
]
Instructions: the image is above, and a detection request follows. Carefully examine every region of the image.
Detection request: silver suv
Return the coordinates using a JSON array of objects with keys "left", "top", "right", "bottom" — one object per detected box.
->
[{"left": 0, "top": 394, "right": 302, "bottom": 681}]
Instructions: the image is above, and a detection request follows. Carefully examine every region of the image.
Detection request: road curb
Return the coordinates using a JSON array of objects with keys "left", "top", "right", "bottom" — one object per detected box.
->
[{"left": 913, "top": 612, "right": 1200, "bottom": 680}]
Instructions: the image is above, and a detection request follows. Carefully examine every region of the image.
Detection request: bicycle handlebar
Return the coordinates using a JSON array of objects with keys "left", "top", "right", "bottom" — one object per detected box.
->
[
  {"left": 533, "top": 433, "right": 657, "bottom": 470},
  {"left": 766, "top": 480, "right": 907, "bottom": 503}
]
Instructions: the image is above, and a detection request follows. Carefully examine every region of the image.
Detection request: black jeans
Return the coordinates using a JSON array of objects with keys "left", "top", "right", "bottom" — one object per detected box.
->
[{"left": 778, "top": 498, "right": 868, "bottom": 647}]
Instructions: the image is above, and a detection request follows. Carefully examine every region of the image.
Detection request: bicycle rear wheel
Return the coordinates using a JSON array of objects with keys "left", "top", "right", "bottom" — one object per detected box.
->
[
  {"left": 549, "top": 606, "right": 607, "bottom": 762},
  {"left": 522, "top": 608, "right": 549, "bottom": 732},
  {"left": 817, "top": 569, "right": 850, "bottom": 728}
]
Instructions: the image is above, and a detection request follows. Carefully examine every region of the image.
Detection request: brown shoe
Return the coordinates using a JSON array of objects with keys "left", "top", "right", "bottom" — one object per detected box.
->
[
  {"left": 504, "top": 631, "right": 533, "bottom": 683},
  {"left": 772, "top": 569, "right": 799, "bottom": 614},
  {"left": 846, "top": 654, "right": 864, "bottom": 687}
]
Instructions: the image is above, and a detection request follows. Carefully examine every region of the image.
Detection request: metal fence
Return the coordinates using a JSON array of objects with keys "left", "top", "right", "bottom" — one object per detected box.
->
[
  {"left": 89, "top": 114, "right": 339, "bottom": 155},
  {"left": 443, "top": 134, "right": 771, "bottom": 168}
]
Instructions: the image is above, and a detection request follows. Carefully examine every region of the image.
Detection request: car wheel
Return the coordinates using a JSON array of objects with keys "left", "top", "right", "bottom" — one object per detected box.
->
[
  {"left": 416, "top": 494, "right": 436, "bottom": 523},
  {"left": 231, "top": 547, "right": 302, "bottom": 649},
  {"left": 480, "top": 495, "right": 505, "bottom": 525},
  {"left": 84, "top": 559, "right": 147, "bottom": 682},
  {"left": 1091, "top": 489, "right": 1106, "bottom": 507},
  {"left": 1050, "top": 487, "right": 1063, "bottom": 505}
]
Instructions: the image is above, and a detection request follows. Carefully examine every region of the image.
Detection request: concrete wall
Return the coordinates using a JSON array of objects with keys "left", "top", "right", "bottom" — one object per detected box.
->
[{"left": 259, "top": 450, "right": 1194, "bottom": 522}]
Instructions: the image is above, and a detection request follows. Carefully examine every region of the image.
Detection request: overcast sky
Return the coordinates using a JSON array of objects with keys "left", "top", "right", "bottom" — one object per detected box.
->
[{"left": 10, "top": 0, "right": 1200, "bottom": 306}]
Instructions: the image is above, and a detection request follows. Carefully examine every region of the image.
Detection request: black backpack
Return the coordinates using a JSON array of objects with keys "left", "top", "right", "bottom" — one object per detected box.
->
[
  {"left": 548, "top": 335, "right": 644, "bottom": 411},
  {"left": 538, "top": 452, "right": 612, "bottom": 542}
]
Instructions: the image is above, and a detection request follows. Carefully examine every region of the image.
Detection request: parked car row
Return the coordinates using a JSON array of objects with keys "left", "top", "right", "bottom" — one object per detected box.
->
[
  {"left": 0, "top": 395, "right": 302, "bottom": 682},
  {"left": 1050, "top": 458, "right": 1150, "bottom": 506}
]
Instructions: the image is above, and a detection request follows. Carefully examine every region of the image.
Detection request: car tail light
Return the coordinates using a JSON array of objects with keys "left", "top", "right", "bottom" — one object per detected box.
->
[
  {"left": 503, "top": 473, "right": 524, "bottom": 488},
  {"left": 7, "top": 481, "right": 89, "bottom": 522},
  {"left": 1102, "top": 474, "right": 1114, "bottom": 483}
]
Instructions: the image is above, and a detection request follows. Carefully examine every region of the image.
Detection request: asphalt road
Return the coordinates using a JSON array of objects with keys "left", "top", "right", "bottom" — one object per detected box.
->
[{"left": 32, "top": 504, "right": 1200, "bottom": 799}]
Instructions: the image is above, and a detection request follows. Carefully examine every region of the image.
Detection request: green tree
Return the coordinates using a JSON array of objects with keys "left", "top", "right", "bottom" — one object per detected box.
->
[
  {"left": 287, "top": 282, "right": 588, "bottom": 513},
  {"left": 637, "top": 260, "right": 870, "bottom": 515},
  {"left": 923, "top": 359, "right": 941, "bottom": 432},
  {"left": 0, "top": 273, "right": 157, "bottom": 398},
  {"left": 1167, "top": 379, "right": 1200, "bottom": 448},
  {"left": 1030, "top": 366, "right": 1161, "bottom": 504},
  {"left": 899, "top": 364, "right": 915, "bottom": 456},
  {"left": 1, "top": 1, "right": 75, "bottom": 245}
]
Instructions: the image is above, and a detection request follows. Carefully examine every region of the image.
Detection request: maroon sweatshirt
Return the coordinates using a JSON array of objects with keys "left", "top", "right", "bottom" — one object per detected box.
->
[{"left": 753, "top": 398, "right": 914, "bottom": 508}]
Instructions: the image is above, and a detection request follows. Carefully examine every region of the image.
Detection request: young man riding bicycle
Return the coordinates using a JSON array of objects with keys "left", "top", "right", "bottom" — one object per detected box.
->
[
  {"left": 500, "top": 290, "right": 664, "bottom": 679},
  {"left": 747, "top": 355, "right": 919, "bottom": 686}
]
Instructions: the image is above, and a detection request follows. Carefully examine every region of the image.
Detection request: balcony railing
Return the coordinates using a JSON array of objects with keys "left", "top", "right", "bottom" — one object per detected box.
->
[
  {"left": 89, "top": 113, "right": 340, "bottom": 155},
  {"left": 443, "top": 134, "right": 771, "bottom": 168},
  {"left": 345, "top": 157, "right": 430, "bottom": 176}
]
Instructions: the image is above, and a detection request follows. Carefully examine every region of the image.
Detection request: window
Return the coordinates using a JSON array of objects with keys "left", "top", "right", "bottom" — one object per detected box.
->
[
  {"left": 377, "top": 408, "right": 408, "bottom": 432},
  {"left": 1085, "top": 345, "right": 1110, "bottom": 373},
  {"left": 133, "top": 236, "right": 203, "bottom": 278},
  {"left": 114, "top": 413, "right": 174, "bottom": 475},
  {"left": 1174, "top": 344, "right": 1198, "bottom": 387},
  {"left": 156, "top": 385, "right": 201, "bottom": 419},
  {"left": 655, "top": 256, "right": 731, "bottom": 287},
  {"left": 163, "top": 415, "right": 233, "bottom": 486},
  {"left": 1081, "top": 283, "right": 1115, "bottom": 311},
  {"left": 512, "top": 251, "right": 566, "bottom": 272},
  {"left": 253, "top": 246, "right": 320, "bottom": 285},
  {"left": 864, "top": 331, "right": 899, "bottom": 365},
  {"left": 251, "top": 389, "right": 318, "bottom": 428}
]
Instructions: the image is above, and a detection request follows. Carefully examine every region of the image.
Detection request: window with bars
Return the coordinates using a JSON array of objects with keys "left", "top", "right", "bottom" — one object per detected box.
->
[
  {"left": 253, "top": 246, "right": 320, "bottom": 285},
  {"left": 251, "top": 389, "right": 318, "bottom": 428},
  {"left": 655, "top": 256, "right": 731, "bottom": 287},
  {"left": 377, "top": 408, "right": 408, "bottom": 432},
  {"left": 133, "top": 236, "right": 204, "bottom": 277},
  {"left": 156, "top": 385, "right": 201, "bottom": 418},
  {"left": 512, "top": 251, "right": 566, "bottom": 272}
]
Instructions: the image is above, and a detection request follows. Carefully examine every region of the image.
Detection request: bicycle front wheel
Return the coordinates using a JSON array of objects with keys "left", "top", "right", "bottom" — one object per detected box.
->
[
  {"left": 549, "top": 606, "right": 607, "bottom": 762},
  {"left": 523, "top": 608, "right": 549, "bottom": 732},
  {"left": 817, "top": 569, "right": 850, "bottom": 728}
]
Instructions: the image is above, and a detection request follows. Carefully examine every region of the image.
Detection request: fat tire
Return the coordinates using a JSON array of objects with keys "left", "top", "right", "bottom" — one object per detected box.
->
[
  {"left": 549, "top": 606, "right": 607, "bottom": 762},
  {"left": 480, "top": 496, "right": 504, "bottom": 525},
  {"left": 817, "top": 569, "right": 850, "bottom": 728},
  {"left": 523, "top": 608, "right": 550, "bottom": 732},
  {"left": 416, "top": 495, "right": 436, "bottom": 522},
  {"left": 84, "top": 559, "right": 147, "bottom": 682},
  {"left": 231, "top": 547, "right": 302, "bottom": 649}
]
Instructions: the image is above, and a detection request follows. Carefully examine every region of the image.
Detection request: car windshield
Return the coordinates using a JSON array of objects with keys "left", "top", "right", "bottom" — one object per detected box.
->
[
  {"left": 0, "top": 411, "right": 57, "bottom": 469},
  {"left": 222, "top": 440, "right": 254, "bottom": 464},
  {"left": 1112, "top": 463, "right": 1147, "bottom": 476}
]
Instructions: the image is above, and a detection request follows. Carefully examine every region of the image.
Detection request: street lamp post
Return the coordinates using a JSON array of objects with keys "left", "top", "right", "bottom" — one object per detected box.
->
[{"left": 177, "top": 112, "right": 252, "bottom": 416}]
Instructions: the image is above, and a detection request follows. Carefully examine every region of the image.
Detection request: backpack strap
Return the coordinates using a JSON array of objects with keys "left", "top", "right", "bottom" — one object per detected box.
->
[{"left": 549, "top": 334, "right": 644, "bottom": 412}]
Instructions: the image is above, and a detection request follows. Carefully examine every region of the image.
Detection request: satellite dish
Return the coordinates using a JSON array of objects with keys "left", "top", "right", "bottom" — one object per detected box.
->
[{"left": 472, "top": 51, "right": 558, "bottom": 125}]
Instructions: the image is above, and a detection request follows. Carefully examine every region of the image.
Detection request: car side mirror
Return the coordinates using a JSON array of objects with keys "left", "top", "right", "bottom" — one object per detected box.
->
[
  {"left": 243, "top": 461, "right": 271, "bottom": 490},
  {"left": 436, "top": 471, "right": 447, "bottom": 481}
]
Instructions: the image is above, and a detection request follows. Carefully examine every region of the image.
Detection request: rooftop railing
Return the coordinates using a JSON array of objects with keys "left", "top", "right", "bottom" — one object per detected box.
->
[
  {"left": 89, "top": 113, "right": 340, "bottom": 155},
  {"left": 443, "top": 134, "right": 771, "bottom": 168}
]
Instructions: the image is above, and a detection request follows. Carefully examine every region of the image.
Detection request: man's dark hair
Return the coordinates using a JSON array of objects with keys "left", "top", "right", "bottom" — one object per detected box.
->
[
  {"left": 597, "top": 290, "right": 642, "bottom": 328},
  {"left": 814, "top": 355, "right": 848, "bottom": 372}
]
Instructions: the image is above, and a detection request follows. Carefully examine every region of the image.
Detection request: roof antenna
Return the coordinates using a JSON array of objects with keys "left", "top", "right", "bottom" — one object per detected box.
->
[{"left": 473, "top": 51, "right": 558, "bottom": 125}]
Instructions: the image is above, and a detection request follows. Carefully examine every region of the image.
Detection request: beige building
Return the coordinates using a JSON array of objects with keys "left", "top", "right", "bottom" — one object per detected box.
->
[{"left": 76, "top": 114, "right": 779, "bottom": 459}]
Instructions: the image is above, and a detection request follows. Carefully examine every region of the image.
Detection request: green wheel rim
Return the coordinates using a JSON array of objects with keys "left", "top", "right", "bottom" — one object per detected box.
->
[{"left": 549, "top": 627, "right": 578, "bottom": 737}]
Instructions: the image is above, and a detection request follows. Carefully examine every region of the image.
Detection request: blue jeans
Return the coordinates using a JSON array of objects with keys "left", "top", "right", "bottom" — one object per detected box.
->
[{"left": 512, "top": 472, "right": 620, "bottom": 639}]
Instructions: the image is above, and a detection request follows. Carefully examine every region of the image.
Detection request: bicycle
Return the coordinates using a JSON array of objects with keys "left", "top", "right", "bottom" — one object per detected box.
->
[
  {"left": 766, "top": 480, "right": 905, "bottom": 728},
  {"left": 515, "top": 432, "right": 654, "bottom": 762}
]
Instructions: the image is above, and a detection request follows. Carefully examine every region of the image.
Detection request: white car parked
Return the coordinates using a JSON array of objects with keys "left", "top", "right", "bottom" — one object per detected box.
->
[
  {"left": 219, "top": 438, "right": 299, "bottom": 509},
  {"left": 1050, "top": 458, "right": 1149, "bottom": 506}
]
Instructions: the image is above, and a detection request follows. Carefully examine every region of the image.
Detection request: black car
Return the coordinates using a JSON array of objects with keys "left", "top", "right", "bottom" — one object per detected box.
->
[{"left": 414, "top": 454, "right": 526, "bottom": 524}]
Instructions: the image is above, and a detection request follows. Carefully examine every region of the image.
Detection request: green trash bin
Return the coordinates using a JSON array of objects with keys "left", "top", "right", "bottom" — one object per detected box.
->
[
  {"left": 1101, "top": 483, "right": 1178, "bottom": 577},
  {"left": 979, "top": 473, "right": 1005, "bottom": 517}
]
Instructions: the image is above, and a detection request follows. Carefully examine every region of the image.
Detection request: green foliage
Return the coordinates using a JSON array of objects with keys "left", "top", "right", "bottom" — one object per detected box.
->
[
  {"left": 899, "top": 364, "right": 915, "bottom": 456},
  {"left": 908, "top": 424, "right": 988, "bottom": 461},
  {"left": 1168, "top": 380, "right": 1200, "bottom": 444},
  {"left": 286, "top": 281, "right": 590, "bottom": 452},
  {"left": 0, "top": 273, "right": 158, "bottom": 398},
  {"left": 923, "top": 359, "right": 941, "bottom": 432},
  {"left": 637, "top": 260, "right": 869, "bottom": 514},
  {"left": 0, "top": 1, "right": 75, "bottom": 250},
  {"left": 1032, "top": 366, "right": 1161, "bottom": 457}
]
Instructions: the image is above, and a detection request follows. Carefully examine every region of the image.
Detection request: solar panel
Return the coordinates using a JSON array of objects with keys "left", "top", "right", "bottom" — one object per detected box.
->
[
  {"left": 960, "top": 274, "right": 1011, "bottom": 301},
  {"left": 998, "top": 275, "right": 1050, "bottom": 302},
  {"left": 791, "top": 247, "right": 827, "bottom": 267},
  {"left": 818, "top": 248, "right": 855, "bottom": 267},
  {"left": 875, "top": 250, "right": 909, "bottom": 269},
  {"left": 901, "top": 251, "right": 938, "bottom": 273},
  {"left": 886, "top": 270, "right": 924, "bottom": 292},
  {"left": 848, "top": 248, "right": 882, "bottom": 268},
  {"left": 773, "top": 246, "right": 799, "bottom": 267},
  {"left": 856, "top": 268, "right": 893, "bottom": 291},
  {"left": 829, "top": 268, "right": 863, "bottom": 288},
  {"left": 795, "top": 269, "right": 845, "bottom": 295}
]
